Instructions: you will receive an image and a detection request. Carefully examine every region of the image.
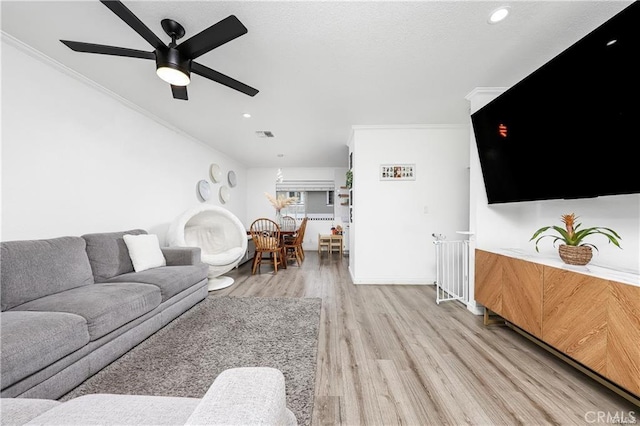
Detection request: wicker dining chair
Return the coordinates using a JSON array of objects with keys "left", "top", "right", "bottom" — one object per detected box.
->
[
  {"left": 280, "top": 215, "right": 297, "bottom": 232},
  {"left": 284, "top": 217, "right": 307, "bottom": 266},
  {"left": 297, "top": 217, "right": 308, "bottom": 260},
  {"left": 281, "top": 215, "right": 297, "bottom": 245},
  {"left": 249, "top": 218, "right": 285, "bottom": 274}
]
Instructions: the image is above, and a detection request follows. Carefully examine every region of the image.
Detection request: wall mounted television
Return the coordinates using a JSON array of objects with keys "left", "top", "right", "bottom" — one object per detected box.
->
[{"left": 471, "top": 1, "right": 639, "bottom": 204}]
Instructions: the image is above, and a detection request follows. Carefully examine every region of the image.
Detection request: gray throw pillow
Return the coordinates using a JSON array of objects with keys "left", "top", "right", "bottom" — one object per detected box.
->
[{"left": 82, "top": 229, "right": 147, "bottom": 282}]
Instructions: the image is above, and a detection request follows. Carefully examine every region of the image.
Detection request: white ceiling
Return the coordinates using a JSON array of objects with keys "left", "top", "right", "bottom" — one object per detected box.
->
[{"left": 1, "top": 1, "right": 633, "bottom": 168}]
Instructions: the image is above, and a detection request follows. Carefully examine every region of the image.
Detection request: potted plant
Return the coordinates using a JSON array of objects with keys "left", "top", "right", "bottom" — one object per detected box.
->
[{"left": 529, "top": 213, "right": 622, "bottom": 265}]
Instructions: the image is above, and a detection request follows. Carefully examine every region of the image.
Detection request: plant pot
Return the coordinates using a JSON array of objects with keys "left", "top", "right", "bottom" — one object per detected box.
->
[{"left": 558, "top": 245, "right": 593, "bottom": 266}]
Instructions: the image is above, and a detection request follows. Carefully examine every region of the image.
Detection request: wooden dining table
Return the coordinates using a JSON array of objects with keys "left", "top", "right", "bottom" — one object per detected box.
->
[
  {"left": 246, "top": 229, "right": 298, "bottom": 248},
  {"left": 246, "top": 229, "right": 297, "bottom": 238},
  {"left": 246, "top": 229, "right": 298, "bottom": 270}
]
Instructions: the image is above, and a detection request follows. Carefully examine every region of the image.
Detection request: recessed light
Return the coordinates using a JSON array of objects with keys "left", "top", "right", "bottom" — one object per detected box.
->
[
  {"left": 242, "top": 113, "right": 251, "bottom": 118},
  {"left": 606, "top": 39, "right": 617, "bottom": 46},
  {"left": 488, "top": 6, "right": 510, "bottom": 24},
  {"left": 277, "top": 154, "right": 284, "bottom": 158}
]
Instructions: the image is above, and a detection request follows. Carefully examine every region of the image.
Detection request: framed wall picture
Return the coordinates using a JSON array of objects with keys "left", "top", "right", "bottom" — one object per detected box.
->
[{"left": 380, "top": 164, "right": 415, "bottom": 181}]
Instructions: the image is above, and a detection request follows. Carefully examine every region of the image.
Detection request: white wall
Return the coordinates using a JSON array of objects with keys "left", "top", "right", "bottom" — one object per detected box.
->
[
  {"left": 1, "top": 38, "right": 247, "bottom": 244},
  {"left": 348, "top": 125, "right": 470, "bottom": 284},
  {"left": 466, "top": 88, "right": 640, "bottom": 312}
]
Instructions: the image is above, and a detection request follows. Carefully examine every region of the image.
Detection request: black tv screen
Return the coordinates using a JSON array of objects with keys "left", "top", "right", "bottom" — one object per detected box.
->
[{"left": 471, "top": 1, "right": 640, "bottom": 204}]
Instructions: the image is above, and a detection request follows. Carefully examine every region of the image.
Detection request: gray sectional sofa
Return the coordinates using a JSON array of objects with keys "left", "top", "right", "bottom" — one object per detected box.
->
[
  {"left": 1, "top": 367, "right": 297, "bottom": 425},
  {"left": 0, "top": 229, "right": 209, "bottom": 400}
]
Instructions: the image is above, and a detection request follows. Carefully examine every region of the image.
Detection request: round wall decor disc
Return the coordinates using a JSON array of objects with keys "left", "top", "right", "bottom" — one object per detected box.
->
[
  {"left": 219, "top": 185, "right": 230, "bottom": 203},
  {"left": 209, "top": 164, "right": 222, "bottom": 183},
  {"left": 228, "top": 170, "right": 237, "bottom": 187},
  {"left": 197, "top": 180, "right": 211, "bottom": 201}
]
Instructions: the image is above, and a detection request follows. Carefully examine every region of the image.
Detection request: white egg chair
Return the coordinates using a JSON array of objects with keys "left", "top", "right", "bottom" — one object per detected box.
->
[{"left": 167, "top": 204, "right": 248, "bottom": 291}]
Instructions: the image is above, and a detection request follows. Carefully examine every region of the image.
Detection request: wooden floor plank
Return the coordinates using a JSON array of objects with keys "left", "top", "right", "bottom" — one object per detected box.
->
[
  {"left": 313, "top": 396, "right": 342, "bottom": 425},
  {"left": 338, "top": 328, "right": 384, "bottom": 426},
  {"left": 219, "top": 252, "right": 636, "bottom": 425}
]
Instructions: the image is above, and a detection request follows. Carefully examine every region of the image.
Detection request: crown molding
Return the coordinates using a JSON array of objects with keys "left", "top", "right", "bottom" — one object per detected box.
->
[{"left": 465, "top": 87, "right": 509, "bottom": 100}]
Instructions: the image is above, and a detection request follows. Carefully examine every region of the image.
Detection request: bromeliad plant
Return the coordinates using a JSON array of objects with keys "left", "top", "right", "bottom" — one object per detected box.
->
[{"left": 530, "top": 213, "right": 622, "bottom": 252}]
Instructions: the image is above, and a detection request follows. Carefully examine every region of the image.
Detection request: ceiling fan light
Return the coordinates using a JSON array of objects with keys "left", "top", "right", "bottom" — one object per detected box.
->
[
  {"left": 156, "top": 67, "right": 190, "bottom": 86},
  {"left": 155, "top": 47, "right": 191, "bottom": 86}
]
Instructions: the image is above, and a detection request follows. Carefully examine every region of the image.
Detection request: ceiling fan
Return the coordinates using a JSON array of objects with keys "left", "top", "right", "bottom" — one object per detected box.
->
[{"left": 60, "top": 0, "right": 259, "bottom": 100}]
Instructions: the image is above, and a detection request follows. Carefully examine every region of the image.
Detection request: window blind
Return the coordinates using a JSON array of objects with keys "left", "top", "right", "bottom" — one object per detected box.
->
[{"left": 276, "top": 180, "right": 335, "bottom": 191}]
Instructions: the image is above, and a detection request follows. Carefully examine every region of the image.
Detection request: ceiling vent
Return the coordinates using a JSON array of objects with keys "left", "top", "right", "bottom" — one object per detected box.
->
[{"left": 255, "top": 131, "right": 274, "bottom": 138}]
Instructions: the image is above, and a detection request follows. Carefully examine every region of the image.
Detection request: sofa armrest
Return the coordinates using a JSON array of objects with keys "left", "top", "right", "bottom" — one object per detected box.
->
[
  {"left": 185, "top": 367, "right": 297, "bottom": 426},
  {"left": 0, "top": 398, "right": 61, "bottom": 425},
  {"left": 161, "top": 247, "right": 201, "bottom": 266}
]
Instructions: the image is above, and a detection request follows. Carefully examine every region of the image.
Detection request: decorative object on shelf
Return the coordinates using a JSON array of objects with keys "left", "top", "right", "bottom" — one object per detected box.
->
[
  {"left": 530, "top": 213, "right": 622, "bottom": 266},
  {"left": 345, "top": 169, "right": 353, "bottom": 188},
  {"left": 380, "top": 164, "right": 415, "bottom": 181},
  {"left": 338, "top": 189, "right": 349, "bottom": 207},
  {"left": 219, "top": 185, "right": 230, "bottom": 204},
  {"left": 196, "top": 180, "right": 211, "bottom": 202},
  {"left": 209, "top": 163, "right": 222, "bottom": 183},
  {"left": 265, "top": 192, "right": 297, "bottom": 225},
  {"left": 227, "top": 170, "right": 237, "bottom": 187}
]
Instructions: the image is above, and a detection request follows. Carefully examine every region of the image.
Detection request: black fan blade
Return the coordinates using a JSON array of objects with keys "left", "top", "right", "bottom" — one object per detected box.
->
[
  {"left": 100, "top": 0, "right": 166, "bottom": 50},
  {"left": 177, "top": 15, "right": 247, "bottom": 60},
  {"left": 171, "top": 85, "right": 188, "bottom": 100},
  {"left": 61, "top": 40, "right": 155, "bottom": 60},
  {"left": 192, "top": 62, "right": 258, "bottom": 97}
]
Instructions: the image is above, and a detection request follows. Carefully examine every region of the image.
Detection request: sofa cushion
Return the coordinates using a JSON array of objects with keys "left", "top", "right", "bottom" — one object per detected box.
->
[
  {"left": 106, "top": 265, "right": 208, "bottom": 302},
  {"left": 122, "top": 234, "right": 166, "bottom": 272},
  {"left": 161, "top": 247, "right": 202, "bottom": 266},
  {"left": 1, "top": 237, "right": 94, "bottom": 311},
  {"left": 1, "top": 311, "right": 89, "bottom": 388},
  {"left": 0, "top": 397, "right": 61, "bottom": 426},
  {"left": 11, "top": 283, "right": 161, "bottom": 341},
  {"left": 19, "top": 394, "right": 200, "bottom": 426},
  {"left": 82, "top": 229, "right": 147, "bottom": 283}
]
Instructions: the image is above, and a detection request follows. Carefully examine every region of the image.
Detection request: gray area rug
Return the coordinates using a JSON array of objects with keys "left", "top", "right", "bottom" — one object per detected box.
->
[{"left": 61, "top": 296, "right": 321, "bottom": 426}]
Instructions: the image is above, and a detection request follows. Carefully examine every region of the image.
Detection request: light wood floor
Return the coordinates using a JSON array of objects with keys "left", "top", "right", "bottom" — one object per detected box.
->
[{"left": 218, "top": 252, "right": 637, "bottom": 425}]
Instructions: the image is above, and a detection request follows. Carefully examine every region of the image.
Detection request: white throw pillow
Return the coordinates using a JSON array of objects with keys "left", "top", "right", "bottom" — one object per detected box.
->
[{"left": 123, "top": 234, "right": 166, "bottom": 272}]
